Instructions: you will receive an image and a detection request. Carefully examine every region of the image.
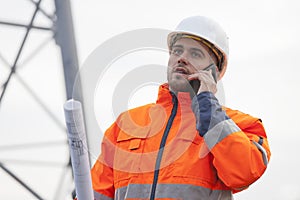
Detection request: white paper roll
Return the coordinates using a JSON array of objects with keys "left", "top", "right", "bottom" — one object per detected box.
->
[{"left": 64, "top": 99, "right": 94, "bottom": 200}]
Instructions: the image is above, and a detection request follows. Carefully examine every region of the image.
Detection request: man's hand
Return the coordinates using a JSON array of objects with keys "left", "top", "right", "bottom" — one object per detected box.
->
[{"left": 188, "top": 69, "right": 217, "bottom": 94}]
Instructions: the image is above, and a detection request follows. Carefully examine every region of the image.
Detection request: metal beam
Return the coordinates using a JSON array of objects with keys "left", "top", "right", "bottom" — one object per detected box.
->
[
  {"left": 27, "top": 0, "right": 55, "bottom": 21},
  {"left": 0, "top": 162, "right": 44, "bottom": 200},
  {"left": 0, "top": 0, "right": 42, "bottom": 108},
  {"left": 54, "top": 0, "right": 82, "bottom": 100},
  {"left": 0, "top": 21, "right": 52, "bottom": 31}
]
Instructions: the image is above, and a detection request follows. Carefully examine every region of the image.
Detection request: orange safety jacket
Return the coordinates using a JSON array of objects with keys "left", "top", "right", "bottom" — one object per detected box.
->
[{"left": 91, "top": 83, "right": 271, "bottom": 200}]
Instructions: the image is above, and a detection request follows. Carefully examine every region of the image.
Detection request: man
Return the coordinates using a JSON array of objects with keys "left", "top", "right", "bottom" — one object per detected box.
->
[{"left": 91, "top": 16, "right": 271, "bottom": 200}]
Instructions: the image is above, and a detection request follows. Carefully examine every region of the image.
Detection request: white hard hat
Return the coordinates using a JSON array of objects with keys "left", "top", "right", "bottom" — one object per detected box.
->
[{"left": 167, "top": 16, "right": 229, "bottom": 79}]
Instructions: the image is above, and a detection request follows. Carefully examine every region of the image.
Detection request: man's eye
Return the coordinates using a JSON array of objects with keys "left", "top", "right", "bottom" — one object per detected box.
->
[
  {"left": 172, "top": 48, "right": 183, "bottom": 55},
  {"left": 191, "top": 51, "right": 201, "bottom": 58}
]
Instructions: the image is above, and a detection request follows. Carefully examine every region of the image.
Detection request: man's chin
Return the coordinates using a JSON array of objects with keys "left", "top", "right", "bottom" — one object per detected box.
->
[{"left": 168, "top": 81, "right": 191, "bottom": 93}]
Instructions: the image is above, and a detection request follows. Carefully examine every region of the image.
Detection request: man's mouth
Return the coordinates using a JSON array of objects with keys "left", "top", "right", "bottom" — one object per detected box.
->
[{"left": 174, "top": 67, "right": 189, "bottom": 76}]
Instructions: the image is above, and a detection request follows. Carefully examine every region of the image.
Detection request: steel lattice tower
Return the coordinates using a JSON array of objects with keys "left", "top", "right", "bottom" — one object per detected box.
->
[{"left": 0, "top": 0, "right": 86, "bottom": 199}]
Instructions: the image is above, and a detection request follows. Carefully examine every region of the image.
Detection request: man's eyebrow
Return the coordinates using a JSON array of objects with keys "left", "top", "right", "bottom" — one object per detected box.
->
[{"left": 172, "top": 44, "right": 183, "bottom": 49}]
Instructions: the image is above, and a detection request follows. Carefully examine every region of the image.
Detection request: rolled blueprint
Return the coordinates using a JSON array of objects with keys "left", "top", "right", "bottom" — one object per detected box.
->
[{"left": 64, "top": 99, "right": 94, "bottom": 200}]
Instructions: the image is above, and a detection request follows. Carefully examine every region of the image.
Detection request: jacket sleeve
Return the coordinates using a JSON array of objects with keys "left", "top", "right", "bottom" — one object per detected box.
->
[
  {"left": 192, "top": 92, "right": 271, "bottom": 191},
  {"left": 91, "top": 122, "right": 118, "bottom": 200}
]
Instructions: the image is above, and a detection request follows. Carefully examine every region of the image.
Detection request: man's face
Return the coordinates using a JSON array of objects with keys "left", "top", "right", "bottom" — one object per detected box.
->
[{"left": 167, "top": 37, "right": 216, "bottom": 92}]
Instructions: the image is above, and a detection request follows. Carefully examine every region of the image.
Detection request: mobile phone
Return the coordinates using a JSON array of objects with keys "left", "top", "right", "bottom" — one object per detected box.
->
[
  {"left": 189, "top": 79, "right": 200, "bottom": 94},
  {"left": 189, "top": 63, "right": 218, "bottom": 94},
  {"left": 203, "top": 63, "right": 217, "bottom": 83}
]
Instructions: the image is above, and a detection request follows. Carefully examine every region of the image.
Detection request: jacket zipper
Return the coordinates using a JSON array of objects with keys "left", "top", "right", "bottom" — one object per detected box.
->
[{"left": 150, "top": 93, "right": 178, "bottom": 200}]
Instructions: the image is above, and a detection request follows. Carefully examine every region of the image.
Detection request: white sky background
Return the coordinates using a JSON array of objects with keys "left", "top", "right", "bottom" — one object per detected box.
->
[{"left": 0, "top": 0, "right": 300, "bottom": 199}]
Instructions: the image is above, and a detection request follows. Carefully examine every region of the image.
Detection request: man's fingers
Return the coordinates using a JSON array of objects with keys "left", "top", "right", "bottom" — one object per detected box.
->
[
  {"left": 188, "top": 70, "right": 213, "bottom": 81},
  {"left": 187, "top": 69, "right": 217, "bottom": 94},
  {"left": 187, "top": 74, "right": 199, "bottom": 81}
]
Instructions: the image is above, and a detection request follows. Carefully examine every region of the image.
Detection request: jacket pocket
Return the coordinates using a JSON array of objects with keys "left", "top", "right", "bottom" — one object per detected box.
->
[
  {"left": 116, "top": 132, "right": 145, "bottom": 150},
  {"left": 114, "top": 129, "right": 148, "bottom": 185}
]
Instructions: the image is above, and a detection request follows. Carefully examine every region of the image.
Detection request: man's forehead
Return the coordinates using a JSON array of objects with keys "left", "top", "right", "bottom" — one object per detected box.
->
[{"left": 173, "top": 38, "right": 209, "bottom": 51}]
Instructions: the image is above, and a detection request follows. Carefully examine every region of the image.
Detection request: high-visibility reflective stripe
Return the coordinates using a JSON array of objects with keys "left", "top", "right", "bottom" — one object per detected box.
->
[
  {"left": 252, "top": 141, "right": 269, "bottom": 166},
  {"left": 204, "top": 119, "right": 240, "bottom": 150},
  {"left": 94, "top": 190, "right": 113, "bottom": 200},
  {"left": 115, "top": 183, "right": 232, "bottom": 200}
]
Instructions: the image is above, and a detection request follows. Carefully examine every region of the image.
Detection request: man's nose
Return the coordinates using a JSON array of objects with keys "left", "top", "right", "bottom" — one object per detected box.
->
[{"left": 178, "top": 53, "right": 189, "bottom": 65}]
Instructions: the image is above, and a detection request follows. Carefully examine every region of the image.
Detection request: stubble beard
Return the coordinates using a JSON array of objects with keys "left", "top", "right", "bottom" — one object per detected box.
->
[{"left": 167, "top": 73, "right": 193, "bottom": 94}]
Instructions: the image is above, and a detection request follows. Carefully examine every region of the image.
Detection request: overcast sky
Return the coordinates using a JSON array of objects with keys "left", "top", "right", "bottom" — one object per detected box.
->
[{"left": 1, "top": 0, "right": 300, "bottom": 199}]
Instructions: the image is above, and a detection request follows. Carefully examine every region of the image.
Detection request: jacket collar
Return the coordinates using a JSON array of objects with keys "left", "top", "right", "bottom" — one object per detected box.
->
[{"left": 156, "top": 83, "right": 192, "bottom": 108}]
